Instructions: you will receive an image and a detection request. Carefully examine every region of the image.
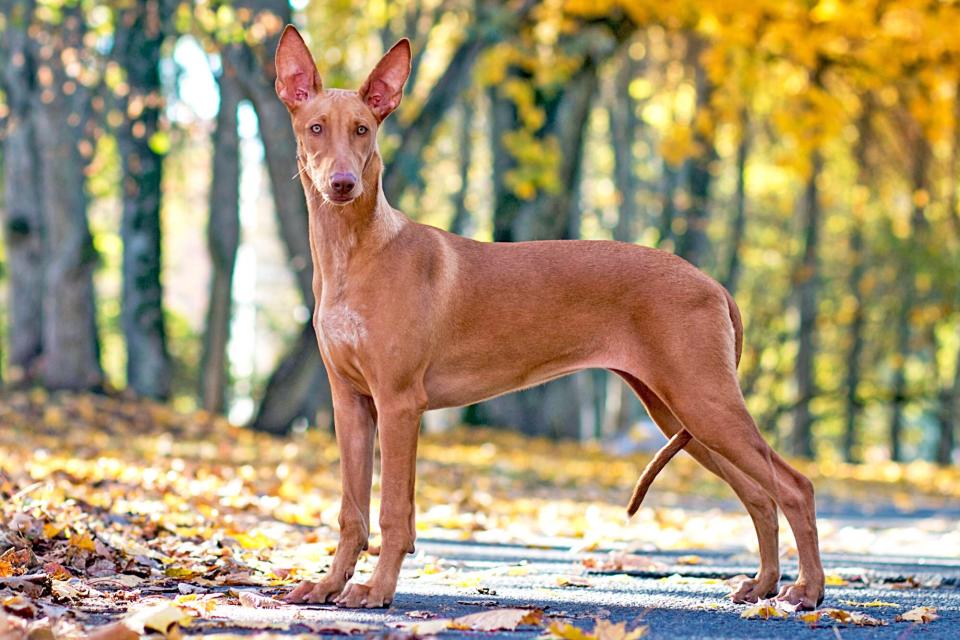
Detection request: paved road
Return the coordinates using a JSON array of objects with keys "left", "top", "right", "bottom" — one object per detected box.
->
[{"left": 208, "top": 538, "right": 960, "bottom": 638}]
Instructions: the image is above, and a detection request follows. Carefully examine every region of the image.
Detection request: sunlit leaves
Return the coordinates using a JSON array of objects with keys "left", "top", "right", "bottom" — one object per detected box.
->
[
  {"left": 547, "top": 617, "right": 647, "bottom": 640},
  {"left": 897, "top": 606, "right": 939, "bottom": 623}
]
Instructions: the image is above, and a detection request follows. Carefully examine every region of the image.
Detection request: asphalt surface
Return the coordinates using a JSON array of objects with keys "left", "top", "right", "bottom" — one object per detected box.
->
[{"left": 204, "top": 536, "right": 960, "bottom": 639}]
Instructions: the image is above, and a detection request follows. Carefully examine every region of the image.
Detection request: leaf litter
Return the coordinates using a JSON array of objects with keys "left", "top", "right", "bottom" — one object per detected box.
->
[{"left": 0, "top": 391, "right": 952, "bottom": 636}]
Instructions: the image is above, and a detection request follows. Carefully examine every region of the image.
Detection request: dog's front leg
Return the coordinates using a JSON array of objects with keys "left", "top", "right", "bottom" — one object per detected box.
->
[
  {"left": 335, "top": 398, "right": 422, "bottom": 608},
  {"left": 285, "top": 385, "right": 375, "bottom": 604}
]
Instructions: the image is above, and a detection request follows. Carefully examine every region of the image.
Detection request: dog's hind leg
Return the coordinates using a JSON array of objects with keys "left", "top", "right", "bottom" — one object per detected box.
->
[
  {"left": 616, "top": 371, "right": 782, "bottom": 603},
  {"left": 641, "top": 352, "right": 824, "bottom": 609}
]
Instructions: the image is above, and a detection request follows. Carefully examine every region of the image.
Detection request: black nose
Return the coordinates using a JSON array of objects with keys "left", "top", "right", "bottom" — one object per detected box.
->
[{"left": 331, "top": 172, "right": 357, "bottom": 195}]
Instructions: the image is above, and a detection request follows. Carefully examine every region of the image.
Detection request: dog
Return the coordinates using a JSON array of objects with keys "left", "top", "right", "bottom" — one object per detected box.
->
[{"left": 273, "top": 25, "right": 825, "bottom": 610}]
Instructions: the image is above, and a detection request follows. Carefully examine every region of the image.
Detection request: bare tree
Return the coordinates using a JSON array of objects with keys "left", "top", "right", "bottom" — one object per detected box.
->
[
  {"left": 200, "top": 67, "right": 242, "bottom": 413},
  {"left": 113, "top": 0, "right": 171, "bottom": 399},
  {"left": 842, "top": 103, "right": 873, "bottom": 463},
  {"left": 0, "top": 0, "right": 45, "bottom": 384},
  {"left": 723, "top": 108, "right": 750, "bottom": 295},
  {"left": 32, "top": 5, "right": 103, "bottom": 390},
  {"left": 676, "top": 35, "right": 716, "bottom": 269}
]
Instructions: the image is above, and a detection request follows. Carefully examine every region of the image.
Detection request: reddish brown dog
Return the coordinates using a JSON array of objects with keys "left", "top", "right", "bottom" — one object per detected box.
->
[{"left": 275, "top": 25, "right": 825, "bottom": 610}]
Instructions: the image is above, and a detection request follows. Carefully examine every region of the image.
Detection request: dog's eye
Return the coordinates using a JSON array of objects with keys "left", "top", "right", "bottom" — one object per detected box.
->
[
  {"left": 310, "top": 124, "right": 323, "bottom": 135},
  {"left": 356, "top": 125, "right": 368, "bottom": 135}
]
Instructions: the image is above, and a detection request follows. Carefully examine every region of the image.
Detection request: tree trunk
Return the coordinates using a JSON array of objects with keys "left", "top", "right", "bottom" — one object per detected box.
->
[
  {"left": 609, "top": 49, "right": 641, "bottom": 244},
  {"left": 33, "top": 6, "right": 103, "bottom": 391},
  {"left": 791, "top": 148, "right": 822, "bottom": 459},
  {"left": 842, "top": 104, "right": 872, "bottom": 463},
  {"left": 253, "top": 323, "right": 331, "bottom": 434},
  {"left": 723, "top": 108, "right": 749, "bottom": 295},
  {"left": 0, "top": 0, "right": 45, "bottom": 384},
  {"left": 939, "top": 92, "right": 960, "bottom": 464},
  {"left": 220, "top": 5, "right": 313, "bottom": 304},
  {"left": 888, "top": 133, "right": 930, "bottom": 462},
  {"left": 676, "top": 35, "right": 715, "bottom": 269},
  {"left": 490, "top": 87, "right": 523, "bottom": 242},
  {"left": 657, "top": 162, "right": 679, "bottom": 249},
  {"left": 114, "top": 0, "right": 171, "bottom": 399},
  {"left": 937, "top": 323, "right": 960, "bottom": 465},
  {"left": 449, "top": 99, "right": 474, "bottom": 235},
  {"left": 200, "top": 67, "right": 241, "bottom": 413},
  {"left": 216, "top": 0, "right": 322, "bottom": 432}
]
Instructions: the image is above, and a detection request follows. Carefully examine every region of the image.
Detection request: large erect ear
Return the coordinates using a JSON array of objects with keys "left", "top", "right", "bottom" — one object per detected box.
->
[
  {"left": 275, "top": 25, "right": 321, "bottom": 110},
  {"left": 358, "top": 39, "right": 411, "bottom": 122}
]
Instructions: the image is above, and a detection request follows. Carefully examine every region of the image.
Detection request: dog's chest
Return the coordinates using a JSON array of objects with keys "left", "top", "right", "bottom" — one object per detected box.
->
[{"left": 317, "top": 304, "right": 368, "bottom": 351}]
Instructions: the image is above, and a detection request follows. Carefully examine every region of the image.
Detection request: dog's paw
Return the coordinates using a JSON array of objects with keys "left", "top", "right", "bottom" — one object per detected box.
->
[
  {"left": 729, "top": 575, "right": 779, "bottom": 604},
  {"left": 333, "top": 581, "right": 393, "bottom": 608},
  {"left": 776, "top": 581, "right": 824, "bottom": 610},
  {"left": 283, "top": 577, "right": 346, "bottom": 604}
]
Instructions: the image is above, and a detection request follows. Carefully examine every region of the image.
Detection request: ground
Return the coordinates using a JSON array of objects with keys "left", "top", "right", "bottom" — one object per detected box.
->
[{"left": 0, "top": 390, "right": 957, "bottom": 638}]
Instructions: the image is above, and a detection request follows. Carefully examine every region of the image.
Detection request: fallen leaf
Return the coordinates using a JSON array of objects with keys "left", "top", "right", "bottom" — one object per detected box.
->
[
  {"left": 546, "top": 622, "right": 594, "bottom": 640},
  {"left": 589, "top": 552, "right": 667, "bottom": 573},
  {"left": 2, "top": 595, "right": 38, "bottom": 619},
  {"left": 175, "top": 593, "right": 221, "bottom": 615},
  {"left": 406, "top": 610, "right": 436, "bottom": 619},
  {"left": 820, "top": 608, "right": 886, "bottom": 627},
  {"left": 841, "top": 599, "right": 900, "bottom": 608},
  {"left": 676, "top": 555, "right": 702, "bottom": 565},
  {"left": 303, "top": 620, "right": 380, "bottom": 634},
  {"left": 547, "top": 618, "right": 647, "bottom": 640},
  {"left": 451, "top": 607, "right": 543, "bottom": 631},
  {"left": 896, "top": 606, "right": 938, "bottom": 623},
  {"left": 41, "top": 563, "right": 72, "bottom": 581},
  {"left": 798, "top": 611, "right": 820, "bottom": 626},
  {"left": 68, "top": 532, "right": 96, "bottom": 552},
  {"left": 824, "top": 574, "right": 848, "bottom": 587},
  {"left": 890, "top": 577, "right": 920, "bottom": 589},
  {"left": 557, "top": 575, "right": 592, "bottom": 588},
  {"left": 84, "top": 621, "right": 139, "bottom": 640},
  {"left": 238, "top": 591, "right": 283, "bottom": 609},
  {"left": 123, "top": 601, "right": 193, "bottom": 636},
  {"left": 740, "top": 600, "right": 789, "bottom": 620}
]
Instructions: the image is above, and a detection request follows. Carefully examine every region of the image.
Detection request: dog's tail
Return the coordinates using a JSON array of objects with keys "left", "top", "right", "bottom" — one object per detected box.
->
[
  {"left": 626, "top": 286, "right": 743, "bottom": 518},
  {"left": 626, "top": 429, "right": 692, "bottom": 517}
]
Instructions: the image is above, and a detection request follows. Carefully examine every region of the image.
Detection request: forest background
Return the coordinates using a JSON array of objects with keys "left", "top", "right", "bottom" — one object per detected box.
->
[{"left": 1, "top": 0, "right": 959, "bottom": 467}]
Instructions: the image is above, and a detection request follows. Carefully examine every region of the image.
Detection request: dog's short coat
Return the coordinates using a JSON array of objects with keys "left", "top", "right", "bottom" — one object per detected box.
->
[{"left": 274, "top": 25, "right": 825, "bottom": 610}]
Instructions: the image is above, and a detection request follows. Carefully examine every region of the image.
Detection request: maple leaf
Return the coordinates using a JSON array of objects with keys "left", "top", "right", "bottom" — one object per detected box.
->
[{"left": 896, "top": 606, "right": 938, "bottom": 623}]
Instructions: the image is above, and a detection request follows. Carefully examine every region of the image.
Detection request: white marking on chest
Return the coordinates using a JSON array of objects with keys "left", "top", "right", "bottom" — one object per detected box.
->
[{"left": 320, "top": 305, "right": 368, "bottom": 348}]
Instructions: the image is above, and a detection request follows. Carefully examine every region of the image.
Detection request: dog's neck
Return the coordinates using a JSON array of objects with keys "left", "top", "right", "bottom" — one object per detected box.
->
[{"left": 301, "top": 149, "right": 406, "bottom": 302}]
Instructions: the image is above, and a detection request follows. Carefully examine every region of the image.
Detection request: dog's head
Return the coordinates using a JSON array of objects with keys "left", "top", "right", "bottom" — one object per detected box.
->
[{"left": 274, "top": 25, "right": 410, "bottom": 206}]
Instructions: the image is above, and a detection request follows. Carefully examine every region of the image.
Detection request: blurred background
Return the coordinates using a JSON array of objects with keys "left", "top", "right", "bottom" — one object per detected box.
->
[{"left": 0, "top": 0, "right": 958, "bottom": 466}]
